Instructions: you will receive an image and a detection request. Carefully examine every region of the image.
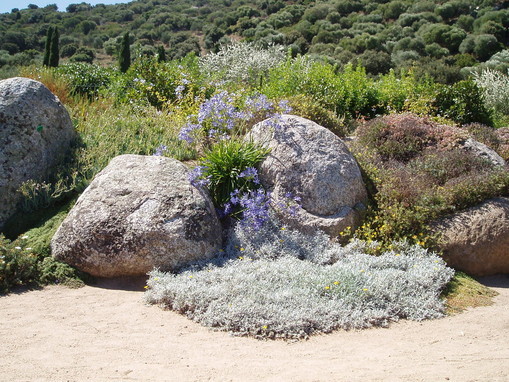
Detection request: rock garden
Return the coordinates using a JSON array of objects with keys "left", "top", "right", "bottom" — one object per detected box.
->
[{"left": 1, "top": 44, "right": 509, "bottom": 340}]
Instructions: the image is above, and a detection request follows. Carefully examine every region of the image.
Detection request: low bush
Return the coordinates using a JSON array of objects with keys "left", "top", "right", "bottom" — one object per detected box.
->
[
  {"left": 350, "top": 113, "right": 509, "bottom": 248},
  {"left": 262, "top": 58, "right": 380, "bottom": 118},
  {"left": 199, "top": 42, "right": 286, "bottom": 87},
  {"left": 0, "top": 235, "right": 39, "bottom": 294},
  {"left": 433, "top": 79, "right": 493, "bottom": 126},
  {"left": 194, "top": 138, "right": 270, "bottom": 209},
  {"left": 57, "top": 62, "right": 114, "bottom": 99},
  {"left": 145, "top": 219, "right": 454, "bottom": 339},
  {"left": 473, "top": 68, "right": 509, "bottom": 126},
  {"left": 0, "top": 232, "right": 84, "bottom": 294},
  {"left": 285, "top": 94, "right": 347, "bottom": 137}
]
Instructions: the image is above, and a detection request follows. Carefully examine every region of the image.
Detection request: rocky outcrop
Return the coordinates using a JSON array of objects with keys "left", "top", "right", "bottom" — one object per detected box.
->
[
  {"left": 432, "top": 197, "right": 509, "bottom": 276},
  {"left": 247, "top": 114, "right": 368, "bottom": 237},
  {"left": 460, "top": 138, "right": 505, "bottom": 167},
  {"left": 51, "top": 155, "right": 222, "bottom": 277},
  {"left": 0, "top": 77, "right": 75, "bottom": 230}
]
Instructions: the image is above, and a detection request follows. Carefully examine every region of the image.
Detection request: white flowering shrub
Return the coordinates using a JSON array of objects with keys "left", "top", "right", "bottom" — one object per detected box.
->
[
  {"left": 199, "top": 42, "right": 286, "bottom": 86},
  {"left": 145, "top": 220, "right": 454, "bottom": 340},
  {"left": 473, "top": 68, "right": 509, "bottom": 116}
]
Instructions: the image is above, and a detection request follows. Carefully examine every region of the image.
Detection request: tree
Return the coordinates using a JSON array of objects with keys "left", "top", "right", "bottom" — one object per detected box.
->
[
  {"left": 43, "top": 26, "right": 53, "bottom": 66},
  {"left": 157, "top": 45, "right": 166, "bottom": 62},
  {"left": 49, "top": 26, "right": 59, "bottom": 67},
  {"left": 119, "top": 32, "right": 131, "bottom": 73}
]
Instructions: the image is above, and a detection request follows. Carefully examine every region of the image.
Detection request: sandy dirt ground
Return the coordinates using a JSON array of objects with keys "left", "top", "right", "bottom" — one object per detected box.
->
[{"left": 1, "top": 275, "right": 508, "bottom": 382}]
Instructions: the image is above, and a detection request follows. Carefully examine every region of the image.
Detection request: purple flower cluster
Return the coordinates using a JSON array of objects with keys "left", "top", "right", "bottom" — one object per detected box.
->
[
  {"left": 226, "top": 188, "right": 272, "bottom": 231},
  {"left": 153, "top": 144, "right": 168, "bottom": 156},
  {"left": 244, "top": 93, "right": 274, "bottom": 119},
  {"left": 178, "top": 91, "right": 244, "bottom": 143},
  {"left": 238, "top": 166, "right": 260, "bottom": 184},
  {"left": 178, "top": 91, "right": 292, "bottom": 144},
  {"left": 198, "top": 91, "right": 243, "bottom": 135},
  {"left": 188, "top": 165, "right": 211, "bottom": 188},
  {"left": 179, "top": 121, "right": 201, "bottom": 143}
]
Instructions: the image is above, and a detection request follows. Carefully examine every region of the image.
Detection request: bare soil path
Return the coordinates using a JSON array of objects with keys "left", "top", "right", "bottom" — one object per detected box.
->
[{"left": 1, "top": 275, "right": 508, "bottom": 382}]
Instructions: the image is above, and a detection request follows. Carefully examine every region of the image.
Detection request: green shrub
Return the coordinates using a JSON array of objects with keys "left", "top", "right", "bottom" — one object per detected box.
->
[
  {"left": 109, "top": 54, "right": 205, "bottom": 109},
  {"left": 38, "top": 256, "right": 85, "bottom": 288},
  {"left": 0, "top": 235, "right": 39, "bottom": 294},
  {"left": 262, "top": 58, "right": 380, "bottom": 118},
  {"left": 1, "top": 202, "right": 88, "bottom": 294},
  {"left": 284, "top": 94, "right": 347, "bottom": 136},
  {"left": 433, "top": 80, "right": 493, "bottom": 126},
  {"left": 197, "top": 138, "right": 270, "bottom": 208},
  {"left": 57, "top": 62, "right": 114, "bottom": 99},
  {"left": 376, "top": 69, "right": 437, "bottom": 114}
]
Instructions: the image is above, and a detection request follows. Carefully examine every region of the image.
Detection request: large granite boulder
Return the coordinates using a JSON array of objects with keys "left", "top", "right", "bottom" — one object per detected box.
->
[
  {"left": 0, "top": 77, "right": 75, "bottom": 230},
  {"left": 247, "top": 114, "right": 368, "bottom": 237},
  {"left": 51, "top": 155, "right": 222, "bottom": 277},
  {"left": 432, "top": 197, "right": 509, "bottom": 276}
]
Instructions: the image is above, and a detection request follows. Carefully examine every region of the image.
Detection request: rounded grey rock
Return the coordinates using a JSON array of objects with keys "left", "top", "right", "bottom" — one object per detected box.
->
[
  {"left": 247, "top": 115, "right": 368, "bottom": 237},
  {"left": 51, "top": 155, "right": 222, "bottom": 277},
  {"left": 0, "top": 77, "right": 75, "bottom": 230}
]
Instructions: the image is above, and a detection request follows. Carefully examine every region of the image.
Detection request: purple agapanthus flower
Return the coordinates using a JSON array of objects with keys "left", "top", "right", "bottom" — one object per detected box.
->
[
  {"left": 238, "top": 189, "right": 271, "bottom": 230},
  {"left": 246, "top": 93, "right": 274, "bottom": 113},
  {"left": 179, "top": 122, "right": 200, "bottom": 143},
  {"left": 197, "top": 91, "right": 241, "bottom": 131},
  {"left": 238, "top": 166, "right": 260, "bottom": 184},
  {"left": 189, "top": 166, "right": 211, "bottom": 188},
  {"left": 278, "top": 99, "right": 293, "bottom": 113},
  {"left": 153, "top": 144, "right": 167, "bottom": 156}
]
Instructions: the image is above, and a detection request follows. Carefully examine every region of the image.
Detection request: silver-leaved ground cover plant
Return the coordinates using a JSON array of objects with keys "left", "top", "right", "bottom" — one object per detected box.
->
[{"left": 145, "top": 217, "right": 454, "bottom": 340}]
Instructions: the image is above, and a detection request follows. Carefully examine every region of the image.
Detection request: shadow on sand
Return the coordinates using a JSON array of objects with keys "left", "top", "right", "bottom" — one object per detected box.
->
[
  {"left": 89, "top": 275, "right": 148, "bottom": 292},
  {"left": 477, "top": 274, "right": 509, "bottom": 289}
]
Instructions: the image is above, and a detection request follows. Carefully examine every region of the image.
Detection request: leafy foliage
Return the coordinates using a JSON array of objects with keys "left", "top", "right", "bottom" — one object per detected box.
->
[
  {"left": 473, "top": 68, "right": 509, "bottom": 117},
  {"left": 433, "top": 80, "right": 493, "bottom": 126},
  {"left": 0, "top": 230, "right": 84, "bottom": 295},
  {"left": 196, "top": 139, "right": 270, "bottom": 208},
  {"left": 0, "top": 235, "right": 39, "bottom": 294}
]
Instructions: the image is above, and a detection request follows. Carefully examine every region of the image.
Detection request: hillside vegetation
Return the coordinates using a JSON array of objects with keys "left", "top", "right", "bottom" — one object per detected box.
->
[{"left": 1, "top": 0, "right": 509, "bottom": 81}]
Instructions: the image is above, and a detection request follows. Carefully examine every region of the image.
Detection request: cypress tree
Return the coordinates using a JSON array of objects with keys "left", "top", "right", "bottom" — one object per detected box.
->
[
  {"left": 43, "top": 26, "right": 53, "bottom": 67},
  {"left": 157, "top": 45, "right": 166, "bottom": 62},
  {"left": 48, "top": 26, "right": 59, "bottom": 67},
  {"left": 119, "top": 32, "right": 131, "bottom": 73}
]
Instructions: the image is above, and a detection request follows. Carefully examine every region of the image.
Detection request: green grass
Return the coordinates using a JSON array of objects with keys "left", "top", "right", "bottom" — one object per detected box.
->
[{"left": 442, "top": 272, "right": 498, "bottom": 314}]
